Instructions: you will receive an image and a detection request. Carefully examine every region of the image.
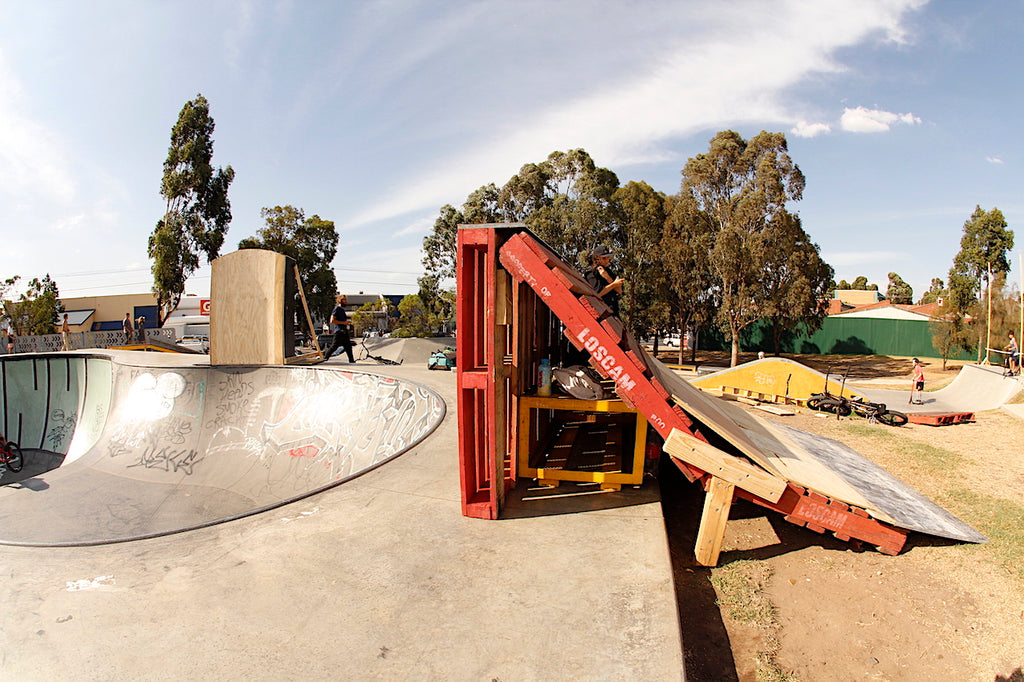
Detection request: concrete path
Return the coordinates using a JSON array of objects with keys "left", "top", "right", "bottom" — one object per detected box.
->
[
  {"left": 0, "top": 353, "right": 683, "bottom": 680},
  {"left": 853, "top": 363, "right": 1023, "bottom": 414}
]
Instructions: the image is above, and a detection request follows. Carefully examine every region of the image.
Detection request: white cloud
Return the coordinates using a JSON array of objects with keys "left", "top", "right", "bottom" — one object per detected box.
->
[
  {"left": 393, "top": 216, "right": 433, "bottom": 238},
  {"left": 345, "top": 1, "right": 927, "bottom": 229},
  {"left": 986, "top": 156, "right": 1004, "bottom": 164},
  {"left": 840, "top": 106, "right": 922, "bottom": 133},
  {"left": 0, "top": 51, "right": 77, "bottom": 204},
  {"left": 792, "top": 121, "right": 832, "bottom": 138}
]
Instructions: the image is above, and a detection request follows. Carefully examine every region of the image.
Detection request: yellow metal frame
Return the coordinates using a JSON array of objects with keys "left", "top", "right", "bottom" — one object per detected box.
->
[{"left": 517, "top": 394, "right": 648, "bottom": 490}]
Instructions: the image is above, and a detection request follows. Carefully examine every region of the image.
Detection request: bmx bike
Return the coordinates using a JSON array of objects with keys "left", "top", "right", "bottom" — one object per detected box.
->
[
  {"left": 0, "top": 432, "right": 23, "bottom": 473},
  {"left": 807, "top": 367, "right": 907, "bottom": 426}
]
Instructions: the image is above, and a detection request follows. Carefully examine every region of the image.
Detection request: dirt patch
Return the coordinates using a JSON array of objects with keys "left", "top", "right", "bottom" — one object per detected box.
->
[{"left": 661, "top": 353, "right": 1024, "bottom": 681}]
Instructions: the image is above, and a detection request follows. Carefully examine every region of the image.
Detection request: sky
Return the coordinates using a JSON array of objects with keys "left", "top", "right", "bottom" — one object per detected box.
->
[{"left": 1, "top": 0, "right": 1023, "bottom": 304}]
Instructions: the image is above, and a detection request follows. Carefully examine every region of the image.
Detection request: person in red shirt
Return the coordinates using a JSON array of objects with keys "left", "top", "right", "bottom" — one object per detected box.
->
[{"left": 909, "top": 358, "right": 925, "bottom": 404}]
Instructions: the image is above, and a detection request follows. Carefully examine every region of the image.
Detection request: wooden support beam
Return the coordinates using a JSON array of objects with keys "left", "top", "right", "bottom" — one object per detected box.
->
[
  {"left": 664, "top": 428, "right": 785, "bottom": 503},
  {"left": 294, "top": 264, "right": 323, "bottom": 359},
  {"left": 695, "top": 477, "right": 735, "bottom": 566}
]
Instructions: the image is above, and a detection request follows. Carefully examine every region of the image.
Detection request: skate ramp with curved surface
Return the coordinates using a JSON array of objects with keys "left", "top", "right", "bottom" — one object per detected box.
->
[
  {"left": 0, "top": 354, "right": 444, "bottom": 546},
  {"left": 853, "top": 363, "right": 1022, "bottom": 414}
]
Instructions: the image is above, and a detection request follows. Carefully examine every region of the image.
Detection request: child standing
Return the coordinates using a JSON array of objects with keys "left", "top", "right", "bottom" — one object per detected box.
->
[{"left": 909, "top": 357, "right": 925, "bottom": 404}]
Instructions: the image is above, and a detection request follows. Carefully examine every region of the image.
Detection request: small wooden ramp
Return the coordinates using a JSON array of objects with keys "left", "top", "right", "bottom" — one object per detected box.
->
[
  {"left": 692, "top": 357, "right": 863, "bottom": 403},
  {"left": 482, "top": 228, "right": 984, "bottom": 565}
]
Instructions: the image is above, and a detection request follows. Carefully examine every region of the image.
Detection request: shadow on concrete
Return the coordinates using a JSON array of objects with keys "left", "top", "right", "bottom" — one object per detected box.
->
[
  {"left": 501, "top": 479, "right": 661, "bottom": 518},
  {"left": 658, "top": 457, "right": 739, "bottom": 682},
  {"left": 0, "top": 449, "right": 64, "bottom": 487}
]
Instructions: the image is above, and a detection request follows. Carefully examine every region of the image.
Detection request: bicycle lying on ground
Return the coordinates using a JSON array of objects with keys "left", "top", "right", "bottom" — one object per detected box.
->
[
  {"left": 0, "top": 433, "right": 23, "bottom": 473},
  {"left": 360, "top": 339, "right": 402, "bottom": 366},
  {"left": 807, "top": 368, "right": 908, "bottom": 426}
]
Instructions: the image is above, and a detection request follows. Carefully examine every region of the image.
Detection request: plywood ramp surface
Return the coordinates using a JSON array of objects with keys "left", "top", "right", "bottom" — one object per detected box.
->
[{"left": 646, "top": 350, "right": 984, "bottom": 543}]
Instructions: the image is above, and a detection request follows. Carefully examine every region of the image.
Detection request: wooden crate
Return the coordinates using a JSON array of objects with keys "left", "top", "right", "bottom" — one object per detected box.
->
[{"left": 518, "top": 395, "right": 647, "bottom": 490}]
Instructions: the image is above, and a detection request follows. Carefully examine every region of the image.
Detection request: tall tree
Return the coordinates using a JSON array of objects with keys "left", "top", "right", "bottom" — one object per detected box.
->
[
  {"left": 757, "top": 213, "right": 833, "bottom": 355},
  {"left": 2, "top": 275, "right": 62, "bottom": 335},
  {"left": 149, "top": 94, "right": 235, "bottom": 325},
  {"left": 886, "top": 272, "right": 913, "bottom": 304},
  {"left": 918, "top": 278, "right": 946, "bottom": 305},
  {"left": 676, "top": 130, "right": 806, "bottom": 366},
  {"left": 238, "top": 206, "right": 339, "bottom": 333},
  {"left": 661, "top": 194, "right": 718, "bottom": 362},
  {"left": 613, "top": 181, "right": 671, "bottom": 341},
  {"left": 948, "top": 205, "right": 1014, "bottom": 358}
]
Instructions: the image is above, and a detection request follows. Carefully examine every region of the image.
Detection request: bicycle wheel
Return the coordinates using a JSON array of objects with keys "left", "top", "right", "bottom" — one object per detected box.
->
[
  {"left": 877, "top": 411, "right": 908, "bottom": 427},
  {"left": 807, "top": 397, "right": 825, "bottom": 411},
  {"left": 4, "top": 442, "right": 22, "bottom": 472}
]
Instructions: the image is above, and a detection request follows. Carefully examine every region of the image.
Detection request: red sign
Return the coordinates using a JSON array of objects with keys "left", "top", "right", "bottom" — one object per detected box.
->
[{"left": 199, "top": 299, "right": 211, "bottom": 316}]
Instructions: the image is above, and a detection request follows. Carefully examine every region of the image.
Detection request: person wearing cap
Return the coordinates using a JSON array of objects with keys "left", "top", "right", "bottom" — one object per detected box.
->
[
  {"left": 909, "top": 357, "right": 925, "bottom": 404},
  {"left": 584, "top": 244, "right": 625, "bottom": 316}
]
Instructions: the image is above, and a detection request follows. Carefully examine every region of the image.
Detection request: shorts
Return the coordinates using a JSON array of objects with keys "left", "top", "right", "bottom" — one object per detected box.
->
[{"left": 915, "top": 381, "right": 924, "bottom": 391}]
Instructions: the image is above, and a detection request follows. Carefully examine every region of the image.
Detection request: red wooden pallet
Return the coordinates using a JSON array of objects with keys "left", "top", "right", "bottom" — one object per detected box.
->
[
  {"left": 908, "top": 412, "right": 975, "bottom": 426},
  {"left": 485, "top": 229, "right": 908, "bottom": 555}
]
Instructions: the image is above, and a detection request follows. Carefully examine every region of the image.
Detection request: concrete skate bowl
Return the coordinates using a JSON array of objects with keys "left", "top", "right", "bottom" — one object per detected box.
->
[{"left": 0, "top": 355, "right": 445, "bottom": 546}]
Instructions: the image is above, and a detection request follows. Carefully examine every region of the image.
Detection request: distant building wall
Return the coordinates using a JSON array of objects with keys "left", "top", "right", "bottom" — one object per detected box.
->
[
  {"left": 833, "top": 289, "right": 882, "bottom": 306},
  {"left": 705, "top": 317, "right": 975, "bottom": 360},
  {"left": 62, "top": 293, "right": 159, "bottom": 332}
]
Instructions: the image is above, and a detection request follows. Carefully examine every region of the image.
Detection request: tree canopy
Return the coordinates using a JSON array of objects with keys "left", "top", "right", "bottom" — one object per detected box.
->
[
  {"left": 148, "top": 94, "right": 235, "bottom": 325},
  {"left": 886, "top": 272, "right": 913, "bottom": 304},
  {"left": 674, "top": 130, "right": 825, "bottom": 365},
  {"left": 238, "top": 205, "right": 339, "bottom": 332},
  {"left": 422, "top": 137, "right": 834, "bottom": 359},
  {"left": 948, "top": 205, "right": 1014, "bottom": 313},
  {"left": 2, "top": 275, "right": 62, "bottom": 335}
]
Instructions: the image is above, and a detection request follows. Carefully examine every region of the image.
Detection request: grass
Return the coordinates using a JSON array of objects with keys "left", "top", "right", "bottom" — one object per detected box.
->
[
  {"left": 710, "top": 559, "right": 798, "bottom": 682},
  {"left": 839, "top": 421, "right": 1024, "bottom": 588},
  {"left": 942, "top": 486, "right": 1024, "bottom": 586},
  {"left": 839, "top": 422, "right": 964, "bottom": 473}
]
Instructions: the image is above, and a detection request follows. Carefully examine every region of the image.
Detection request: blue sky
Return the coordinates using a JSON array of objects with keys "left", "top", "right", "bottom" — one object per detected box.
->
[{"left": 1, "top": 0, "right": 1022, "bottom": 303}]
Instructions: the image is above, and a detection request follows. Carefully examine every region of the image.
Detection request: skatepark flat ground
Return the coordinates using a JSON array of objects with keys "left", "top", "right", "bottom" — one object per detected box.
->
[{"left": 0, "top": 355, "right": 683, "bottom": 680}]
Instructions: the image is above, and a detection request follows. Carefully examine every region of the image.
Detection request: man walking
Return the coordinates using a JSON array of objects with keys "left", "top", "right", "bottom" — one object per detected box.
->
[{"left": 321, "top": 294, "right": 355, "bottom": 363}]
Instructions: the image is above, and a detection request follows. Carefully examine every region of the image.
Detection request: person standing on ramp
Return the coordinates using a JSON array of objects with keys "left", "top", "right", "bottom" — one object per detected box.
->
[
  {"left": 909, "top": 357, "right": 925, "bottom": 404},
  {"left": 322, "top": 294, "right": 355, "bottom": 363}
]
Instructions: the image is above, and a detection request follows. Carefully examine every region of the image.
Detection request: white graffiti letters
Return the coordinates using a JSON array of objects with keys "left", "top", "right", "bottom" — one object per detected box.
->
[{"left": 575, "top": 327, "right": 637, "bottom": 392}]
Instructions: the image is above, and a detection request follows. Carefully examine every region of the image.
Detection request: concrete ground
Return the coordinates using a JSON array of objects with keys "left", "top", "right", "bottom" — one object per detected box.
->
[{"left": 0, "top": 358, "right": 684, "bottom": 680}]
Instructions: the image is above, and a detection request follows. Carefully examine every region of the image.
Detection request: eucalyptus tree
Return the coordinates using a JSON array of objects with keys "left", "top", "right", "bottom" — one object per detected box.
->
[
  {"left": 675, "top": 130, "right": 807, "bottom": 366},
  {"left": 661, "top": 194, "right": 718, "bottom": 362},
  {"left": 423, "top": 148, "right": 620, "bottom": 276},
  {"left": 756, "top": 212, "right": 833, "bottom": 355},
  {"left": 238, "top": 205, "right": 339, "bottom": 330},
  {"left": 613, "top": 181, "right": 672, "bottom": 341},
  {"left": 1, "top": 275, "right": 62, "bottom": 335},
  {"left": 948, "top": 205, "right": 1014, "bottom": 309},
  {"left": 948, "top": 205, "right": 1014, "bottom": 359},
  {"left": 886, "top": 272, "right": 913, "bottom": 304},
  {"left": 148, "top": 94, "right": 234, "bottom": 324}
]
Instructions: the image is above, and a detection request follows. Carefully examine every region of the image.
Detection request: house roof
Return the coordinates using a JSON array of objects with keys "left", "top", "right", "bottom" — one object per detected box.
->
[{"left": 830, "top": 299, "right": 938, "bottom": 321}]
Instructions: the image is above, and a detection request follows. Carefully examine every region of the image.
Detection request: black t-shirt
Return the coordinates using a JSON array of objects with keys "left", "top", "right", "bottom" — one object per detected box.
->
[
  {"left": 585, "top": 265, "right": 621, "bottom": 315},
  {"left": 331, "top": 305, "right": 349, "bottom": 331}
]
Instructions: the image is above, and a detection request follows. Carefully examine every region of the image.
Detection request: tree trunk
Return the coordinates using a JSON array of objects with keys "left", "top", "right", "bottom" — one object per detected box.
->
[{"left": 730, "top": 326, "right": 740, "bottom": 367}]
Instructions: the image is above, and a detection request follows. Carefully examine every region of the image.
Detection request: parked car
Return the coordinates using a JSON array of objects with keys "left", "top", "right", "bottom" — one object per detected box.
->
[{"left": 178, "top": 335, "right": 209, "bottom": 354}]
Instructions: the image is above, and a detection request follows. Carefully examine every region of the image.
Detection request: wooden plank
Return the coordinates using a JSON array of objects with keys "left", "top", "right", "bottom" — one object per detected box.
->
[
  {"left": 755, "top": 404, "right": 796, "bottom": 416},
  {"left": 294, "top": 264, "right": 322, "bottom": 358},
  {"left": 664, "top": 428, "right": 785, "bottom": 503},
  {"left": 695, "top": 477, "right": 735, "bottom": 566}
]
